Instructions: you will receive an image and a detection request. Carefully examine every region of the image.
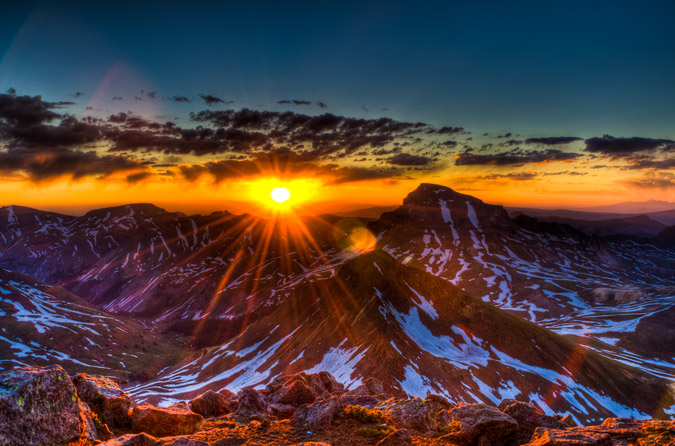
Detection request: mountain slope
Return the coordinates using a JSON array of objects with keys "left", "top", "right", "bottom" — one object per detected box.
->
[
  {"left": 0, "top": 267, "right": 185, "bottom": 382},
  {"left": 127, "top": 250, "right": 675, "bottom": 423}
]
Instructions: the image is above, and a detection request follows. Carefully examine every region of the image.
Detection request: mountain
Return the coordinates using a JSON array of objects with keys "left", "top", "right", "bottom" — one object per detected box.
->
[
  {"left": 518, "top": 215, "right": 667, "bottom": 238},
  {"left": 580, "top": 200, "right": 675, "bottom": 214},
  {"left": 127, "top": 250, "right": 674, "bottom": 423},
  {"left": 2, "top": 184, "right": 675, "bottom": 423},
  {"left": 0, "top": 267, "right": 185, "bottom": 382},
  {"left": 334, "top": 205, "right": 400, "bottom": 219}
]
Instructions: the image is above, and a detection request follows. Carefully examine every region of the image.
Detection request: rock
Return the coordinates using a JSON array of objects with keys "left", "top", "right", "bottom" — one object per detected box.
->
[
  {"left": 96, "top": 422, "right": 116, "bottom": 441},
  {"left": 291, "top": 395, "right": 342, "bottom": 429},
  {"left": 266, "top": 372, "right": 343, "bottom": 404},
  {"left": 340, "top": 394, "right": 381, "bottom": 409},
  {"left": 376, "top": 428, "right": 414, "bottom": 446},
  {"left": 437, "top": 409, "right": 453, "bottom": 427},
  {"left": 273, "top": 377, "right": 318, "bottom": 406},
  {"left": 162, "top": 438, "right": 210, "bottom": 446},
  {"left": 525, "top": 427, "right": 612, "bottom": 445},
  {"left": 271, "top": 402, "right": 297, "bottom": 419},
  {"left": 347, "top": 377, "right": 385, "bottom": 396},
  {"left": 293, "top": 443, "right": 332, "bottom": 446},
  {"left": 0, "top": 364, "right": 98, "bottom": 446},
  {"left": 450, "top": 403, "right": 519, "bottom": 445},
  {"left": 378, "top": 394, "right": 452, "bottom": 432},
  {"left": 233, "top": 388, "right": 272, "bottom": 421},
  {"left": 500, "top": 400, "right": 566, "bottom": 444},
  {"left": 560, "top": 415, "right": 577, "bottom": 428},
  {"left": 131, "top": 402, "right": 203, "bottom": 437},
  {"left": 98, "top": 433, "right": 158, "bottom": 445},
  {"left": 189, "top": 390, "right": 229, "bottom": 418},
  {"left": 72, "top": 373, "right": 132, "bottom": 428}
]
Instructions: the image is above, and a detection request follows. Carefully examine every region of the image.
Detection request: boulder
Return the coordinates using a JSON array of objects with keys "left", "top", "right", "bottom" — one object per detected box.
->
[
  {"left": 378, "top": 394, "right": 452, "bottom": 432},
  {"left": 347, "top": 377, "right": 385, "bottom": 396},
  {"left": 189, "top": 390, "right": 230, "bottom": 418},
  {"left": 98, "top": 433, "right": 158, "bottom": 445},
  {"left": 450, "top": 403, "right": 519, "bottom": 445},
  {"left": 273, "top": 377, "right": 318, "bottom": 406},
  {"left": 500, "top": 400, "right": 566, "bottom": 444},
  {"left": 162, "top": 438, "right": 210, "bottom": 446},
  {"left": 72, "top": 373, "right": 132, "bottom": 428},
  {"left": 233, "top": 388, "right": 273, "bottom": 421},
  {"left": 271, "top": 402, "right": 297, "bottom": 419},
  {"left": 437, "top": 409, "right": 453, "bottom": 427},
  {"left": 376, "top": 428, "right": 414, "bottom": 446},
  {"left": 266, "top": 372, "right": 343, "bottom": 403},
  {"left": 341, "top": 394, "right": 381, "bottom": 409},
  {"left": 291, "top": 395, "right": 342, "bottom": 429},
  {"left": 525, "top": 427, "right": 612, "bottom": 446},
  {"left": 0, "top": 365, "right": 98, "bottom": 446},
  {"left": 131, "top": 402, "right": 203, "bottom": 437}
]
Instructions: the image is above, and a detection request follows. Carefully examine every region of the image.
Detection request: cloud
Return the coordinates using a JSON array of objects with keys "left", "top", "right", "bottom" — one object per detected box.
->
[
  {"left": 585, "top": 135, "right": 675, "bottom": 156},
  {"left": 171, "top": 96, "right": 191, "bottom": 103},
  {"left": 112, "top": 96, "right": 123, "bottom": 101},
  {"left": 70, "top": 92, "right": 85, "bottom": 98},
  {"left": 525, "top": 136, "right": 582, "bottom": 145},
  {"left": 623, "top": 156, "right": 675, "bottom": 170},
  {"left": 278, "top": 99, "right": 312, "bottom": 105},
  {"left": 387, "top": 152, "right": 432, "bottom": 166},
  {"left": 0, "top": 147, "right": 145, "bottom": 182},
  {"left": 478, "top": 172, "right": 537, "bottom": 181},
  {"left": 455, "top": 147, "right": 583, "bottom": 166},
  {"left": 626, "top": 172, "right": 675, "bottom": 189},
  {"left": 0, "top": 93, "right": 63, "bottom": 128},
  {"left": 436, "top": 126, "right": 464, "bottom": 135},
  {"left": 316, "top": 101, "right": 327, "bottom": 108},
  {"left": 198, "top": 94, "right": 231, "bottom": 106}
]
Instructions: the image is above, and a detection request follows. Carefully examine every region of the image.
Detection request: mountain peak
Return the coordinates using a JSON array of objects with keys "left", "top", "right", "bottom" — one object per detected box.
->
[
  {"left": 403, "top": 183, "right": 481, "bottom": 206},
  {"left": 82, "top": 203, "right": 166, "bottom": 219}
]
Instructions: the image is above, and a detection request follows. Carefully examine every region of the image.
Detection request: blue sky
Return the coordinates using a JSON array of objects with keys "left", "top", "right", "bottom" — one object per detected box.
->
[{"left": 2, "top": 0, "right": 674, "bottom": 137}]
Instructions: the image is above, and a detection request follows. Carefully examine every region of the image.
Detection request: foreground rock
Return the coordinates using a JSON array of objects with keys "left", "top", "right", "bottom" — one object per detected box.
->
[
  {"left": 131, "top": 402, "right": 203, "bottom": 437},
  {"left": 450, "top": 403, "right": 519, "bottom": 445},
  {"left": 291, "top": 395, "right": 343, "bottom": 429},
  {"left": 233, "top": 388, "right": 273, "bottom": 421},
  {"left": 72, "top": 373, "right": 132, "bottom": 428},
  {"left": 499, "top": 400, "right": 566, "bottom": 444},
  {"left": 525, "top": 426, "right": 612, "bottom": 445},
  {"left": 0, "top": 365, "right": 97, "bottom": 446},
  {"left": 376, "top": 428, "right": 414, "bottom": 446},
  {"left": 378, "top": 394, "right": 453, "bottom": 432},
  {"left": 189, "top": 390, "right": 231, "bottom": 418},
  {"left": 98, "top": 433, "right": 158, "bottom": 445}
]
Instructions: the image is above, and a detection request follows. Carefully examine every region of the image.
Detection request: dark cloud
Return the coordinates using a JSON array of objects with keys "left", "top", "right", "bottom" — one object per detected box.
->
[
  {"left": 0, "top": 147, "right": 145, "bottom": 182},
  {"left": 627, "top": 172, "right": 675, "bottom": 189},
  {"left": 387, "top": 153, "right": 432, "bottom": 166},
  {"left": 623, "top": 156, "right": 675, "bottom": 170},
  {"left": 126, "top": 171, "right": 153, "bottom": 183},
  {"left": 525, "top": 136, "right": 582, "bottom": 145},
  {"left": 316, "top": 101, "right": 327, "bottom": 108},
  {"left": 70, "top": 92, "right": 85, "bottom": 98},
  {"left": 478, "top": 172, "right": 537, "bottom": 181},
  {"left": 171, "top": 96, "right": 191, "bottom": 103},
  {"left": 499, "top": 139, "right": 523, "bottom": 147},
  {"left": 441, "top": 140, "right": 457, "bottom": 147},
  {"left": 455, "top": 147, "right": 583, "bottom": 166},
  {"left": 0, "top": 93, "right": 63, "bottom": 127},
  {"left": 199, "top": 94, "right": 231, "bottom": 106},
  {"left": 436, "top": 126, "right": 464, "bottom": 135},
  {"left": 584, "top": 135, "right": 675, "bottom": 156},
  {"left": 278, "top": 99, "right": 312, "bottom": 106},
  {"left": 112, "top": 96, "right": 123, "bottom": 101}
]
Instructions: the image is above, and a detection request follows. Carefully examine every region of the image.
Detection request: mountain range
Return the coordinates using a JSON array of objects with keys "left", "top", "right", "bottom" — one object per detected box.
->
[{"left": 1, "top": 183, "right": 674, "bottom": 424}]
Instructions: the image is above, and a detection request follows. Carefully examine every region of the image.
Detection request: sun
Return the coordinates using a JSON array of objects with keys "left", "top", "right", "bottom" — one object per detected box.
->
[{"left": 271, "top": 187, "right": 291, "bottom": 203}]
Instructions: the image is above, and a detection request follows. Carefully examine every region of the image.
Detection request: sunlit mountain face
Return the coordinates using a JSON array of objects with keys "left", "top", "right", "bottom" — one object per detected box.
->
[{"left": 1, "top": 2, "right": 675, "bottom": 445}]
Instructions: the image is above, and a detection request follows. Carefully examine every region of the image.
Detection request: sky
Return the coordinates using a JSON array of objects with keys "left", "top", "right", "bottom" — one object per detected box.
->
[{"left": 1, "top": 0, "right": 674, "bottom": 215}]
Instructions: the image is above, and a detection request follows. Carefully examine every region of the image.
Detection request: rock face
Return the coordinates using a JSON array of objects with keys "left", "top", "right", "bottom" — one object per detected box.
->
[
  {"left": 72, "top": 373, "right": 132, "bottom": 428},
  {"left": 265, "top": 372, "right": 344, "bottom": 407},
  {"left": 233, "top": 388, "right": 273, "bottom": 421},
  {"left": 189, "top": 390, "right": 230, "bottom": 418},
  {"left": 525, "top": 427, "right": 612, "bottom": 445},
  {"left": 0, "top": 365, "right": 98, "bottom": 446},
  {"left": 131, "top": 402, "right": 203, "bottom": 437},
  {"left": 450, "top": 403, "right": 519, "bottom": 445},
  {"left": 291, "top": 396, "right": 343, "bottom": 429},
  {"left": 378, "top": 394, "right": 452, "bottom": 432},
  {"left": 376, "top": 428, "right": 414, "bottom": 446},
  {"left": 499, "top": 400, "right": 566, "bottom": 444}
]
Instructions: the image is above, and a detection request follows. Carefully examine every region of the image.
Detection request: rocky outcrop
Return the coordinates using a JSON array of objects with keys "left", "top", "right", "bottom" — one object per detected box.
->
[
  {"left": 499, "top": 400, "right": 566, "bottom": 444},
  {"left": 377, "top": 394, "right": 452, "bottom": 432},
  {"left": 0, "top": 365, "right": 98, "bottom": 446},
  {"left": 376, "top": 428, "right": 414, "bottom": 446},
  {"left": 525, "top": 427, "right": 612, "bottom": 445},
  {"left": 131, "top": 402, "right": 203, "bottom": 437},
  {"left": 291, "top": 395, "right": 343, "bottom": 429},
  {"left": 189, "top": 390, "right": 230, "bottom": 418},
  {"left": 450, "top": 403, "right": 519, "bottom": 445},
  {"left": 233, "top": 388, "right": 273, "bottom": 421},
  {"left": 72, "top": 373, "right": 132, "bottom": 428}
]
